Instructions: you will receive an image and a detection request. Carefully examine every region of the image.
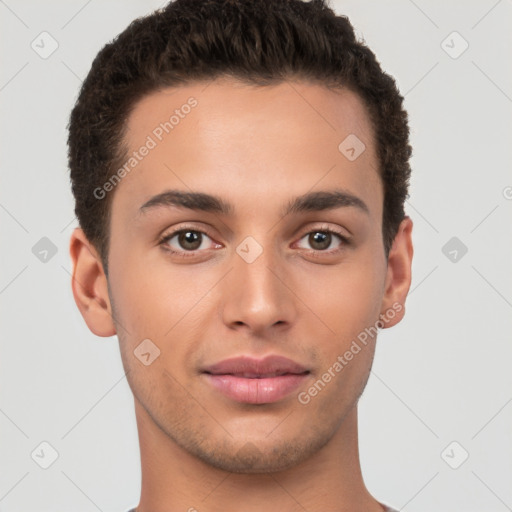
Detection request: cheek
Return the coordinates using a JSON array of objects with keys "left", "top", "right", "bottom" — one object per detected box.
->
[
  {"left": 311, "top": 274, "right": 381, "bottom": 402},
  {"left": 108, "top": 243, "right": 170, "bottom": 329},
  {"left": 108, "top": 252, "right": 214, "bottom": 372},
  {"left": 308, "top": 258, "right": 385, "bottom": 334},
  {"left": 108, "top": 261, "right": 158, "bottom": 349}
]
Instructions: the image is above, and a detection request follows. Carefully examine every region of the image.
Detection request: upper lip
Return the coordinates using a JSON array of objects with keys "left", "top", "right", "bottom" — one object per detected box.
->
[{"left": 202, "top": 355, "right": 310, "bottom": 377}]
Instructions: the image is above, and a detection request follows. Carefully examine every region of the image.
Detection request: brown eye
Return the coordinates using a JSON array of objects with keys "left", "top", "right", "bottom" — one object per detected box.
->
[
  {"left": 159, "top": 228, "right": 217, "bottom": 257},
  {"left": 296, "top": 229, "right": 348, "bottom": 253},
  {"left": 175, "top": 230, "right": 203, "bottom": 251},
  {"left": 308, "top": 231, "right": 332, "bottom": 250}
]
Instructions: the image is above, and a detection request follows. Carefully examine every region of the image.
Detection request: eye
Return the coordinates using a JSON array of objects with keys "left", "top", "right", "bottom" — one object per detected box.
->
[
  {"left": 295, "top": 227, "right": 350, "bottom": 255},
  {"left": 158, "top": 225, "right": 351, "bottom": 260},
  {"left": 159, "top": 227, "right": 219, "bottom": 258}
]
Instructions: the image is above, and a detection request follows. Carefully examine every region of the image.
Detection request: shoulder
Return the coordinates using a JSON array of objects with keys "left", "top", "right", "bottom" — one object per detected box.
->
[{"left": 380, "top": 504, "right": 400, "bottom": 512}]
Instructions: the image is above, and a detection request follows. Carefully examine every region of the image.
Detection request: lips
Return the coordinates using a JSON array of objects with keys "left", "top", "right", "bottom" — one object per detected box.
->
[
  {"left": 201, "top": 355, "right": 310, "bottom": 377},
  {"left": 229, "top": 372, "right": 291, "bottom": 378},
  {"left": 201, "top": 355, "right": 310, "bottom": 404}
]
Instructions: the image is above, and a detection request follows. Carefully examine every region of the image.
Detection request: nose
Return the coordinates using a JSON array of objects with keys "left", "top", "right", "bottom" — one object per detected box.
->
[{"left": 220, "top": 239, "right": 296, "bottom": 336}]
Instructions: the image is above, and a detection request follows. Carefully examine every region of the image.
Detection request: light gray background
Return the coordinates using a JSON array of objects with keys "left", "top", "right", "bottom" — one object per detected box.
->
[{"left": 1, "top": 1, "right": 511, "bottom": 511}]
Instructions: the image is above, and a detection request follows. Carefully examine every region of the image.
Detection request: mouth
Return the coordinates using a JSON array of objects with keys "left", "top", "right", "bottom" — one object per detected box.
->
[
  {"left": 200, "top": 354, "right": 311, "bottom": 404},
  {"left": 201, "top": 354, "right": 309, "bottom": 375},
  {"left": 202, "top": 370, "right": 311, "bottom": 404},
  {"left": 205, "top": 371, "right": 310, "bottom": 379}
]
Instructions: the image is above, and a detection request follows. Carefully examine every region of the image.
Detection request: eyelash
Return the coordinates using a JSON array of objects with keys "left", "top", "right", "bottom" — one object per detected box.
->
[{"left": 158, "top": 224, "right": 351, "bottom": 259}]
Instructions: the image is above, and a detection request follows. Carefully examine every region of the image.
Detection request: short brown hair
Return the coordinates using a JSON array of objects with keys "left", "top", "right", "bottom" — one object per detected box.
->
[{"left": 67, "top": 0, "right": 412, "bottom": 275}]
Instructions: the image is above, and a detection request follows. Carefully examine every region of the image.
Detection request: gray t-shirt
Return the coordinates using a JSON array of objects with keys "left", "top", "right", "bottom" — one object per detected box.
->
[{"left": 126, "top": 503, "right": 399, "bottom": 511}]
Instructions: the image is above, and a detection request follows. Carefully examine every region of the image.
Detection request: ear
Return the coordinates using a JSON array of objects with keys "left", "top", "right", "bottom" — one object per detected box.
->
[
  {"left": 379, "top": 216, "right": 413, "bottom": 328},
  {"left": 69, "top": 228, "right": 116, "bottom": 337}
]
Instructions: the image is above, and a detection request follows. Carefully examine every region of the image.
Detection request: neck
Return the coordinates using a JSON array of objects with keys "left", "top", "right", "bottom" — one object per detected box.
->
[{"left": 133, "top": 399, "right": 384, "bottom": 512}]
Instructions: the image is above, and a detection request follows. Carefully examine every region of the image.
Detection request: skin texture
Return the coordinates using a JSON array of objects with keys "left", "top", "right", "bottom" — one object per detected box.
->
[{"left": 70, "top": 77, "right": 413, "bottom": 512}]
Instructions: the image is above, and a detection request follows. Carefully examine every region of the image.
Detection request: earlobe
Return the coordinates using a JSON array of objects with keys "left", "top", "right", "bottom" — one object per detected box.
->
[
  {"left": 379, "top": 216, "right": 414, "bottom": 329},
  {"left": 69, "top": 228, "right": 117, "bottom": 337}
]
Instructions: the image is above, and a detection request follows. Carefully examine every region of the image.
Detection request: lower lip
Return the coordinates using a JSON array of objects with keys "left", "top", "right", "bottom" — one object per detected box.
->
[{"left": 203, "top": 373, "right": 310, "bottom": 404}]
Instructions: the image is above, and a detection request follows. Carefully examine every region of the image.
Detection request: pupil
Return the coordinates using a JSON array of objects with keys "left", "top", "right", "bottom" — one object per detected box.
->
[
  {"left": 180, "top": 231, "right": 200, "bottom": 250},
  {"left": 311, "top": 232, "right": 330, "bottom": 250}
]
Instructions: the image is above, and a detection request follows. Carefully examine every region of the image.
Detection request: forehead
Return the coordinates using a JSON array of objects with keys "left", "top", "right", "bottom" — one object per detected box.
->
[
  {"left": 125, "top": 78, "right": 375, "bottom": 153},
  {"left": 113, "top": 77, "right": 381, "bottom": 221}
]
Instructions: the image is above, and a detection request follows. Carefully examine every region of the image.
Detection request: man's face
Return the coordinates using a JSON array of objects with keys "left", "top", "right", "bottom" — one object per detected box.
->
[{"left": 105, "top": 78, "right": 393, "bottom": 472}]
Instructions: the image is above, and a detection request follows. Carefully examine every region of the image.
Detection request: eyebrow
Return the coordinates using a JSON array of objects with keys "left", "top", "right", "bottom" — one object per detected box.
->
[{"left": 138, "top": 188, "right": 370, "bottom": 218}]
